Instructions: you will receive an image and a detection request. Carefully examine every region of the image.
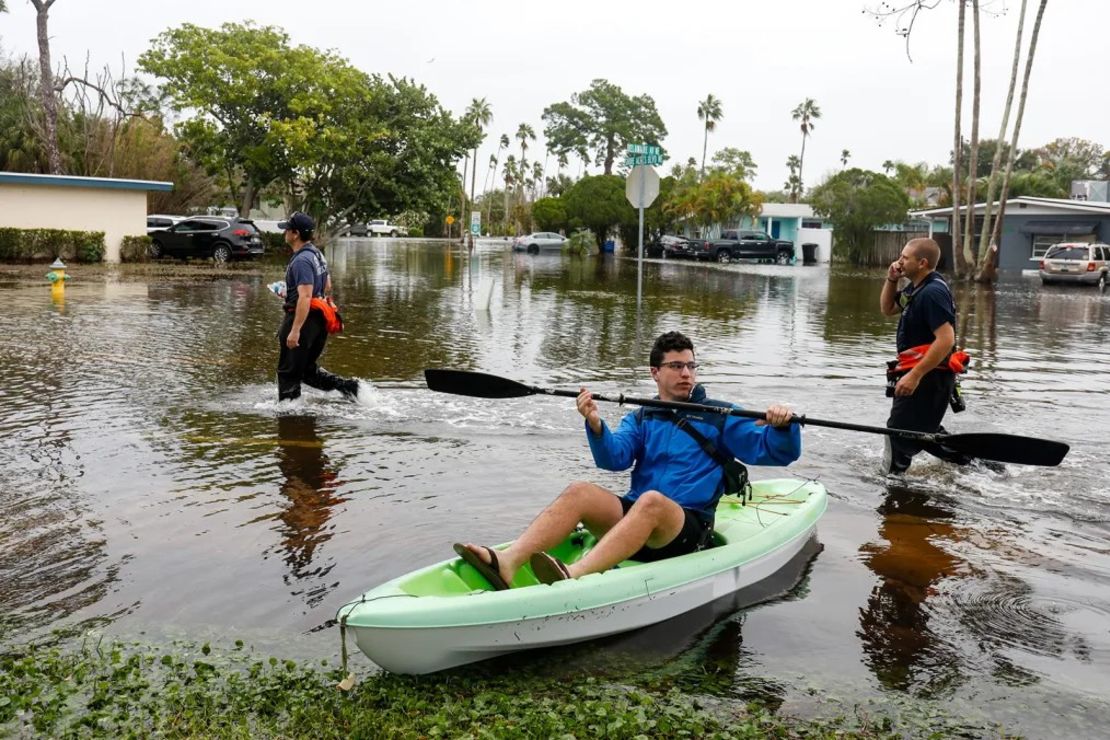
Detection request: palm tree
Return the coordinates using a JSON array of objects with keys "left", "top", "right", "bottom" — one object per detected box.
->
[
  {"left": 502, "top": 155, "right": 517, "bottom": 233},
  {"left": 840, "top": 149, "right": 851, "bottom": 167},
  {"left": 697, "top": 94, "right": 723, "bottom": 180},
  {"left": 882, "top": 159, "right": 895, "bottom": 175},
  {"left": 516, "top": 124, "right": 535, "bottom": 173},
  {"left": 465, "top": 98, "right": 492, "bottom": 234},
  {"left": 973, "top": 0, "right": 1026, "bottom": 276},
  {"left": 979, "top": 0, "right": 1048, "bottom": 282},
  {"left": 962, "top": 0, "right": 981, "bottom": 273},
  {"left": 484, "top": 153, "right": 499, "bottom": 230},
  {"left": 951, "top": 0, "right": 966, "bottom": 277},
  {"left": 531, "top": 161, "right": 544, "bottom": 201},
  {"left": 784, "top": 155, "right": 802, "bottom": 201},
  {"left": 791, "top": 98, "right": 821, "bottom": 202}
]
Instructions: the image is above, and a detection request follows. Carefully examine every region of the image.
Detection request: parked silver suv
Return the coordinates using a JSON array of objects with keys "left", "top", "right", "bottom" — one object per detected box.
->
[{"left": 1039, "top": 242, "right": 1110, "bottom": 290}]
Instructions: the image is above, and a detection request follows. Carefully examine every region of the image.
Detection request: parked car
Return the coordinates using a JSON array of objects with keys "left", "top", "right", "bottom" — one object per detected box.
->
[
  {"left": 1040, "top": 242, "right": 1110, "bottom": 289},
  {"left": 148, "top": 217, "right": 265, "bottom": 262},
  {"left": 643, "top": 234, "right": 690, "bottom": 258},
  {"left": 512, "top": 232, "right": 568, "bottom": 254},
  {"left": 684, "top": 230, "right": 795, "bottom": 264},
  {"left": 146, "top": 214, "right": 184, "bottom": 233}
]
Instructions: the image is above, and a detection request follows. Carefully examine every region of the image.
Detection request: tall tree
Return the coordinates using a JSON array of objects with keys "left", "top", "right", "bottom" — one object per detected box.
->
[
  {"left": 141, "top": 24, "right": 469, "bottom": 226},
  {"left": 464, "top": 98, "right": 491, "bottom": 235},
  {"left": 980, "top": 0, "right": 1049, "bottom": 281},
  {"left": 974, "top": 0, "right": 1028, "bottom": 276},
  {"left": 515, "top": 123, "right": 535, "bottom": 209},
  {"left": 710, "top": 147, "right": 757, "bottom": 179},
  {"left": 961, "top": 0, "right": 981, "bottom": 272},
  {"left": 542, "top": 79, "right": 667, "bottom": 175},
  {"left": 29, "top": 0, "right": 62, "bottom": 173},
  {"left": 840, "top": 149, "right": 851, "bottom": 167},
  {"left": 810, "top": 169, "right": 911, "bottom": 265},
  {"left": 502, "top": 154, "right": 516, "bottom": 232},
  {"left": 791, "top": 98, "right": 820, "bottom": 202},
  {"left": 696, "top": 93, "right": 722, "bottom": 180},
  {"left": 784, "top": 154, "right": 802, "bottom": 201},
  {"left": 951, "top": 0, "right": 966, "bottom": 278}
]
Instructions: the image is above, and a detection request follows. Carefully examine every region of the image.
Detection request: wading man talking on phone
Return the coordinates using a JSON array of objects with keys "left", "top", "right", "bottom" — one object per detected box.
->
[{"left": 879, "top": 238, "right": 971, "bottom": 474}]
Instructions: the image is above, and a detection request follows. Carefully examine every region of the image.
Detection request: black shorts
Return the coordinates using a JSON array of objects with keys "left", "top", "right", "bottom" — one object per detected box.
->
[{"left": 619, "top": 496, "right": 714, "bottom": 562}]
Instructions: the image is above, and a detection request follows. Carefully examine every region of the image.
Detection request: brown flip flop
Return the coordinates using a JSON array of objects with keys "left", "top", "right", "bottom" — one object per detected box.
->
[
  {"left": 530, "top": 552, "right": 571, "bottom": 585},
  {"left": 453, "top": 543, "right": 510, "bottom": 590}
]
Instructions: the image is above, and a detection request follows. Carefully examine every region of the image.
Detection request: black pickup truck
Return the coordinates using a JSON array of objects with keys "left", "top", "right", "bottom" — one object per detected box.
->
[{"left": 685, "top": 229, "right": 795, "bottom": 264}]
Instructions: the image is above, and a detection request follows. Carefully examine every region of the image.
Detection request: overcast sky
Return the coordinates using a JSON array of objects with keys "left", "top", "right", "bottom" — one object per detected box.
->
[{"left": 0, "top": 0, "right": 1104, "bottom": 192}]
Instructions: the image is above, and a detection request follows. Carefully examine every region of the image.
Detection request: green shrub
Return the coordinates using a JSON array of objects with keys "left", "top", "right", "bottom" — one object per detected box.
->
[
  {"left": 565, "top": 229, "right": 595, "bottom": 256},
  {"left": 119, "top": 235, "right": 152, "bottom": 263},
  {"left": 0, "top": 227, "right": 106, "bottom": 263}
]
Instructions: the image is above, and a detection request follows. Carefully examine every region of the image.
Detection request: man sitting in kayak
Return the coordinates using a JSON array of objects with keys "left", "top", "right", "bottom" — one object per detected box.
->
[{"left": 454, "top": 330, "right": 801, "bottom": 588}]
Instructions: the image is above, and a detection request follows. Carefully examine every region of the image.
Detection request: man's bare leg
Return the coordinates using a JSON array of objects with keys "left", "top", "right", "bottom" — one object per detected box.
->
[
  {"left": 566, "top": 491, "right": 686, "bottom": 578},
  {"left": 459, "top": 481, "right": 624, "bottom": 585}
]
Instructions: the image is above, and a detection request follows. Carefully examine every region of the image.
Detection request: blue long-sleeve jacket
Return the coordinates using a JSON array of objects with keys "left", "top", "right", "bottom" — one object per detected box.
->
[{"left": 586, "top": 385, "right": 801, "bottom": 516}]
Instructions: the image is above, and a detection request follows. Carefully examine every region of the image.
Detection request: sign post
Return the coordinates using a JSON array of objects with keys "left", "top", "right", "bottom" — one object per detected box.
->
[{"left": 625, "top": 149, "right": 661, "bottom": 306}]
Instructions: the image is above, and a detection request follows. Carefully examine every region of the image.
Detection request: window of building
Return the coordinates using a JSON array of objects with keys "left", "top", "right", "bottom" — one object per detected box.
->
[{"left": 801, "top": 219, "right": 823, "bottom": 229}]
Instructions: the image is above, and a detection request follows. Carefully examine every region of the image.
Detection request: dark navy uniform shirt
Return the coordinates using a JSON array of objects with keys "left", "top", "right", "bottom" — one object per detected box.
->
[
  {"left": 283, "top": 243, "right": 328, "bottom": 311},
  {"left": 896, "top": 271, "right": 955, "bottom": 352}
]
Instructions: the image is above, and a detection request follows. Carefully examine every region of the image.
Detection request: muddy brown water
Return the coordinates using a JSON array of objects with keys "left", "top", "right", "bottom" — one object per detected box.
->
[{"left": 1, "top": 240, "right": 1107, "bottom": 734}]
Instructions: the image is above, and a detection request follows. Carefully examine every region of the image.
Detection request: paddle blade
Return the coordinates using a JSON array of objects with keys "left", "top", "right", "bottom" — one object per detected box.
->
[
  {"left": 937, "top": 432, "right": 1069, "bottom": 466},
  {"left": 423, "top": 369, "right": 536, "bottom": 399}
]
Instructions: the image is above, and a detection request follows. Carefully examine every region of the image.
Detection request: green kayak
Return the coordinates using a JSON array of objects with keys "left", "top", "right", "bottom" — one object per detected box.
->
[{"left": 338, "top": 477, "right": 827, "bottom": 674}]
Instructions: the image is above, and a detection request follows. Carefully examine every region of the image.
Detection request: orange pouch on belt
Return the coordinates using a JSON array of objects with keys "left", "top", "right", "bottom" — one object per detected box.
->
[{"left": 309, "top": 297, "right": 344, "bottom": 334}]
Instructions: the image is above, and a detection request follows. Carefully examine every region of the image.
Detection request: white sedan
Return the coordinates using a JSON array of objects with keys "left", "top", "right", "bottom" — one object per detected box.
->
[{"left": 511, "top": 232, "right": 568, "bottom": 254}]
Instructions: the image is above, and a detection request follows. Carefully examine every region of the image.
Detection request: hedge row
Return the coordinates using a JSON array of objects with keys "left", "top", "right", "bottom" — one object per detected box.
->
[
  {"left": 0, "top": 227, "right": 106, "bottom": 263},
  {"left": 119, "top": 235, "right": 152, "bottom": 263}
]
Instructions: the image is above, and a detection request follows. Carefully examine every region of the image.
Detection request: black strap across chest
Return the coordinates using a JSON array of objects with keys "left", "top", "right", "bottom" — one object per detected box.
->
[{"left": 639, "top": 407, "right": 753, "bottom": 505}]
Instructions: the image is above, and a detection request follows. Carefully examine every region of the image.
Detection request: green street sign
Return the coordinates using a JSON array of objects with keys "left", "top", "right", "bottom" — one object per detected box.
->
[
  {"left": 624, "top": 154, "right": 663, "bottom": 167},
  {"left": 626, "top": 143, "right": 661, "bottom": 157}
]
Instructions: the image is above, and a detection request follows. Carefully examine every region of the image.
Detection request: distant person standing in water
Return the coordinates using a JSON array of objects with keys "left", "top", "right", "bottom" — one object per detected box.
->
[{"left": 276, "top": 212, "right": 359, "bottom": 402}]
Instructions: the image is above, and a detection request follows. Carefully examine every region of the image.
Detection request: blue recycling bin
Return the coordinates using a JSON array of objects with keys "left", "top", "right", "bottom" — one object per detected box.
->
[{"left": 601, "top": 240, "right": 615, "bottom": 253}]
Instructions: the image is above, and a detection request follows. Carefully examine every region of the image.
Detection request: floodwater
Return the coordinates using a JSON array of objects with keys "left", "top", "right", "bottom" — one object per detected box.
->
[{"left": 1, "top": 240, "right": 1108, "bottom": 735}]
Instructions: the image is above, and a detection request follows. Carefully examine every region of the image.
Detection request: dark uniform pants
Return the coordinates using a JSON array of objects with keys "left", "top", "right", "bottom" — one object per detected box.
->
[
  {"left": 885, "top": 370, "right": 968, "bottom": 473},
  {"left": 276, "top": 312, "right": 356, "bottom": 400}
]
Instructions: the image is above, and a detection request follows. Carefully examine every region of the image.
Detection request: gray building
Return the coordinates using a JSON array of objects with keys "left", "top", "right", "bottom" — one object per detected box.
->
[{"left": 910, "top": 197, "right": 1110, "bottom": 272}]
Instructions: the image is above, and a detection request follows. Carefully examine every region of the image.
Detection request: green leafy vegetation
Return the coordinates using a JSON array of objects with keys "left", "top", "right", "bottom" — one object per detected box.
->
[
  {"left": 0, "top": 228, "right": 106, "bottom": 263},
  {"left": 1, "top": 638, "right": 998, "bottom": 739}
]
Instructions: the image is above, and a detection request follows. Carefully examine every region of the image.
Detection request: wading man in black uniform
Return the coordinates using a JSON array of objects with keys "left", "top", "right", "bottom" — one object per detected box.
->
[
  {"left": 276, "top": 212, "right": 359, "bottom": 402},
  {"left": 879, "top": 238, "right": 968, "bottom": 473}
]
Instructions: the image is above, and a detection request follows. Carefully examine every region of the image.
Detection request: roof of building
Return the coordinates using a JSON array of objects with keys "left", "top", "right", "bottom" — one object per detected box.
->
[
  {"left": 0, "top": 171, "right": 173, "bottom": 192},
  {"left": 759, "top": 203, "right": 816, "bottom": 219},
  {"left": 911, "top": 196, "right": 1110, "bottom": 218}
]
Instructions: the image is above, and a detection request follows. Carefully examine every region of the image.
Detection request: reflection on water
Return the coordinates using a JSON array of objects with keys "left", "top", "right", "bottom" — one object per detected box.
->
[
  {"left": 858, "top": 484, "right": 967, "bottom": 695},
  {"left": 1, "top": 241, "right": 1108, "bottom": 735},
  {"left": 269, "top": 415, "right": 346, "bottom": 601}
]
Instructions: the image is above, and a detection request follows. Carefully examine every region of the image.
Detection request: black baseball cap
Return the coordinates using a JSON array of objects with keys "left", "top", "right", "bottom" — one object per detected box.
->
[{"left": 278, "top": 212, "right": 315, "bottom": 233}]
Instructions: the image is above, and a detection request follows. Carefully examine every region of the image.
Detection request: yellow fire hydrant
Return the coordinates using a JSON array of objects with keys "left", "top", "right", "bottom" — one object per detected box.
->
[{"left": 46, "top": 257, "right": 69, "bottom": 301}]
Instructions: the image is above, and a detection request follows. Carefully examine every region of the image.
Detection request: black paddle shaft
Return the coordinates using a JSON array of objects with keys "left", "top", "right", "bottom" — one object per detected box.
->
[
  {"left": 537, "top": 387, "right": 945, "bottom": 443},
  {"left": 422, "top": 369, "right": 1069, "bottom": 466}
]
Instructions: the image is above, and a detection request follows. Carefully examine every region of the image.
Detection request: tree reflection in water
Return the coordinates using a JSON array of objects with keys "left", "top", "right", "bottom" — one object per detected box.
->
[{"left": 273, "top": 415, "right": 346, "bottom": 605}]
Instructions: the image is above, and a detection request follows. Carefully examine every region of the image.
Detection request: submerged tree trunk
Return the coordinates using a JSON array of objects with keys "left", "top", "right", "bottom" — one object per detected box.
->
[
  {"left": 975, "top": 0, "right": 1028, "bottom": 282},
  {"left": 31, "top": 0, "right": 62, "bottom": 174},
  {"left": 961, "top": 0, "right": 981, "bottom": 274},
  {"left": 979, "top": 0, "right": 1049, "bottom": 282},
  {"left": 951, "top": 0, "right": 966, "bottom": 279}
]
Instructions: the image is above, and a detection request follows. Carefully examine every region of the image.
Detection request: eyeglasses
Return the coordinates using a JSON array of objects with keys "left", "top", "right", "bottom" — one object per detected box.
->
[{"left": 658, "top": 361, "right": 698, "bottom": 372}]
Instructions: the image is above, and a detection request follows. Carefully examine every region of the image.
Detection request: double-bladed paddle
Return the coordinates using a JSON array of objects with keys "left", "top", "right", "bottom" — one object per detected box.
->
[{"left": 423, "top": 369, "right": 1069, "bottom": 467}]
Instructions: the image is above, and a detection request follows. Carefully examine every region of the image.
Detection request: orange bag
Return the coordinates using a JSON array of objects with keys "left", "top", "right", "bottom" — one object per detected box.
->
[{"left": 309, "top": 296, "right": 344, "bottom": 334}]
